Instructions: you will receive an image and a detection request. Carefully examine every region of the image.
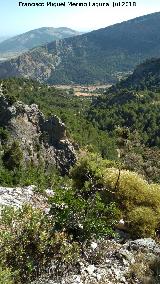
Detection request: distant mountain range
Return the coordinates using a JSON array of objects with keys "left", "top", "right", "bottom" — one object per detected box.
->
[
  {"left": 0, "top": 27, "right": 82, "bottom": 60},
  {"left": 0, "top": 36, "right": 10, "bottom": 43},
  {"left": 0, "top": 12, "right": 160, "bottom": 84}
]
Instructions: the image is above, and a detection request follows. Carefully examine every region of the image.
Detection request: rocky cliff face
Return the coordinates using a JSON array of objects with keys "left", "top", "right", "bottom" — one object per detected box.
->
[{"left": 0, "top": 93, "right": 77, "bottom": 174}]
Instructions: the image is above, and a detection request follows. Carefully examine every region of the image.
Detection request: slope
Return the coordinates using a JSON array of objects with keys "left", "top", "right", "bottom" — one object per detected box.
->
[
  {"left": 0, "top": 27, "right": 82, "bottom": 60},
  {"left": 1, "top": 12, "right": 160, "bottom": 83}
]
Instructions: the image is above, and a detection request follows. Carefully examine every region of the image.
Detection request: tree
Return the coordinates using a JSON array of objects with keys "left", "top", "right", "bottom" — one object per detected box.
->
[{"left": 2, "top": 141, "right": 23, "bottom": 171}]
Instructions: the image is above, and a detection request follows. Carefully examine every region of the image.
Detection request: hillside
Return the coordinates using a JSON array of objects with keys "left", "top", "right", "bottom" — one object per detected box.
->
[
  {"left": 1, "top": 12, "right": 160, "bottom": 83},
  {"left": 0, "top": 36, "right": 10, "bottom": 43},
  {"left": 112, "top": 57, "right": 160, "bottom": 92},
  {"left": 87, "top": 58, "right": 160, "bottom": 182},
  {"left": 88, "top": 57, "right": 160, "bottom": 145},
  {"left": 0, "top": 27, "right": 81, "bottom": 60},
  {"left": 0, "top": 77, "right": 160, "bottom": 284}
]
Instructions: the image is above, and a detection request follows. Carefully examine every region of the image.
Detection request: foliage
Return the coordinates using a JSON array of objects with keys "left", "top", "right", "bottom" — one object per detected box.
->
[
  {"left": 0, "top": 78, "right": 117, "bottom": 160},
  {"left": 86, "top": 60, "right": 160, "bottom": 183},
  {"left": 87, "top": 58, "right": 160, "bottom": 151},
  {"left": 71, "top": 152, "right": 117, "bottom": 197},
  {"left": 0, "top": 266, "right": 15, "bottom": 284},
  {"left": 70, "top": 153, "right": 160, "bottom": 238},
  {"left": 0, "top": 206, "right": 51, "bottom": 282},
  {"left": 2, "top": 141, "right": 23, "bottom": 171},
  {"left": 101, "top": 167, "right": 160, "bottom": 237},
  {"left": 0, "top": 156, "right": 64, "bottom": 190},
  {"left": 0, "top": 153, "right": 160, "bottom": 283},
  {"left": 126, "top": 207, "right": 158, "bottom": 238},
  {"left": 149, "top": 257, "right": 160, "bottom": 284},
  {"left": 88, "top": 89, "right": 160, "bottom": 148},
  {"left": 0, "top": 127, "right": 10, "bottom": 143},
  {"left": 115, "top": 128, "right": 160, "bottom": 183},
  {"left": 50, "top": 186, "right": 118, "bottom": 241},
  {"left": 116, "top": 58, "right": 160, "bottom": 92}
]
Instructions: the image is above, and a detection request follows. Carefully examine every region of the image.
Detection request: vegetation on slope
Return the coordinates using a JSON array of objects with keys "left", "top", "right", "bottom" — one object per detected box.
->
[
  {"left": 112, "top": 57, "right": 160, "bottom": 92},
  {"left": 87, "top": 59, "right": 160, "bottom": 182},
  {"left": 0, "top": 67, "right": 160, "bottom": 282},
  {"left": 0, "top": 77, "right": 116, "bottom": 159},
  {"left": 0, "top": 153, "right": 160, "bottom": 283},
  {"left": 0, "top": 27, "right": 81, "bottom": 57},
  {"left": 1, "top": 12, "right": 160, "bottom": 83}
]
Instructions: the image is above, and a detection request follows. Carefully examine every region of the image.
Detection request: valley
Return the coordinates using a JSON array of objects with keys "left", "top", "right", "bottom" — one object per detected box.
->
[
  {"left": 0, "top": 11, "right": 160, "bottom": 284},
  {"left": 53, "top": 84, "right": 112, "bottom": 96}
]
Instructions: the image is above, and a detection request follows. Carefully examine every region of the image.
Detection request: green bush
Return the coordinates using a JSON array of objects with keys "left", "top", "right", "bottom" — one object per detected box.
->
[
  {"left": 0, "top": 127, "right": 10, "bottom": 144},
  {"left": 71, "top": 154, "right": 160, "bottom": 238},
  {"left": 2, "top": 141, "right": 23, "bottom": 171},
  {"left": 50, "top": 186, "right": 118, "bottom": 241},
  {"left": 0, "top": 267, "right": 15, "bottom": 284},
  {"left": 71, "top": 152, "right": 117, "bottom": 197},
  {"left": 0, "top": 206, "right": 55, "bottom": 283},
  {"left": 126, "top": 207, "right": 158, "bottom": 238},
  {"left": 0, "top": 205, "right": 85, "bottom": 283},
  {"left": 101, "top": 168, "right": 160, "bottom": 237},
  {"left": 104, "top": 168, "right": 160, "bottom": 211}
]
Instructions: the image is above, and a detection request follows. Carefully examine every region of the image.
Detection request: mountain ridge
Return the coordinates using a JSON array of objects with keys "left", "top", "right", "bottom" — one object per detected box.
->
[
  {"left": 0, "top": 12, "right": 160, "bottom": 83},
  {"left": 0, "top": 27, "right": 82, "bottom": 60}
]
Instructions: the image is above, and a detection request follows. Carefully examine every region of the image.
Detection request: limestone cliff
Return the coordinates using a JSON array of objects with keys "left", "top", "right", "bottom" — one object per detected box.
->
[{"left": 0, "top": 93, "right": 77, "bottom": 174}]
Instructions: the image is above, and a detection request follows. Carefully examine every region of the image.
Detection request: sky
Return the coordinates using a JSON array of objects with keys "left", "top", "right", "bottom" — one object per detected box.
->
[{"left": 0, "top": 0, "right": 160, "bottom": 36}]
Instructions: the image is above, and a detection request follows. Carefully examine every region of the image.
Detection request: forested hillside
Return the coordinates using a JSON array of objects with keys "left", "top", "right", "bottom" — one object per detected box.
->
[
  {"left": 87, "top": 58, "right": 160, "bottom": 182},
  {"left": 0, "top": 69, "right": 160, "bottom": 283},
  {"left": 113, "top": 57, "right": 160, "bottom": 91},
  {"left": 0, "top": 78, "right": 116, "bottom": 160}
]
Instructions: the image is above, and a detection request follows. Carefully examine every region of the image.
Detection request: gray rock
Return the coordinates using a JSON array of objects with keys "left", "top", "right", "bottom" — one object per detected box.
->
[
  {"left": 127, "top": 238, "right": 160, "bottom": 254},
  {"left": 117, "top": 248, "right": 135, "bottom": 264},
  {"left": 0, "top": 185, "right": 50, "bottom": 212},
  {"left": 0, "top": 94, "right": 77, "bottom": 174}
]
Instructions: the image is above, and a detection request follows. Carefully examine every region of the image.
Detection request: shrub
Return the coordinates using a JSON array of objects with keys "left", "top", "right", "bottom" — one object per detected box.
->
[
  {"left": 102, "top": 168, "right": 149, "bottom": 211},
  {"left": 0, "top": 127, "right": 10, "bottom": 144},
  {"left": 102, "top": 168, "right": 160, "bottom": 212},
  {"left": 0, "top": 266, "right": 15, "bottom": 284},
  {"left": 0, "top": 206, "right": 55, "bottom": 283},
  {"left": 2, "top": 141, "right": 23, "bottom": 171},
  {"left": 126, "top": 206, "right": 158, "bottom": 238},
  {"left": 50, "top": 187, "right": 118, "bottom": 241},
  {"left": 71, "top": 154, "right": 160, "bottom": 238},
  {"left": 71, "top": 152, "right": 117, "bottom": 197},
  {"left": 0, "top": 205, "right": 86, "bottom": 283},
  {"left": 149, "top": 257, "right": 160, "bottom": 283}
]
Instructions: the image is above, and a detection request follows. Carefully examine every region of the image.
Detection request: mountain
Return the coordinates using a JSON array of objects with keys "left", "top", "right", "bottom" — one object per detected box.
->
[
  {"left": 0, "top": 27, "right": 82, "bottom": 60},
  {"left": 112, "top": 57, "right": 160, "bottom": 92},
  {"left": 0, "top": 36, "right": 10, "bottom": 43},
  {"left": 86, "top": 58, "right": 160, "bottom": 182},
  {"left": 1, "top": 12, "right": 160, "bottom": 84},
  {"left": 87, "top": 57, "right": 160, "bottom": 148}
]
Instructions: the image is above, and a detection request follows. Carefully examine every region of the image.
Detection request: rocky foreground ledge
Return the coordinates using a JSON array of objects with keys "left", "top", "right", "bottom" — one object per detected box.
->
[
  {"left": 0, "top": 185, "right": 51, "bottom": 211},
  {"left": 0, "top": 185, "right": 160, "bottom": 284},
  {"left": 30, "top": 238, "right": 160, "bottom": 284}
]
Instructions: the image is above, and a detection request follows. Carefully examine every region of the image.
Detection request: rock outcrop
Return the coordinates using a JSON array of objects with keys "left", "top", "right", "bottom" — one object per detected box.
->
[
  {"left": 0, "top": 181, "right": 159, "bottom": 284},
  {"left": 31, "top": 238, "right": 160, "bottom": 284},
  {"left": 0, "top": 94, "right": 77, "bottom": 174}
]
